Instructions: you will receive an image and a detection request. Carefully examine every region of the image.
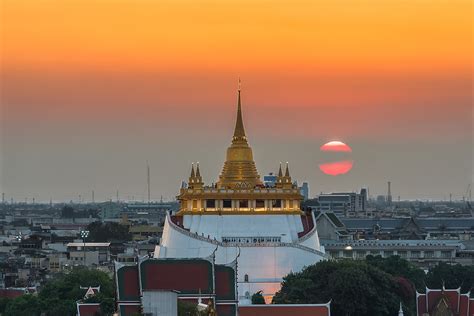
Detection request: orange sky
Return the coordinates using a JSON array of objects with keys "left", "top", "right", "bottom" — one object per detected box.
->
[
  {"left": 2, "top": 0, "right": 472, "bottom": 73},
  {"left": 0, "top": 0, "right": 472, "bottom": 201}
]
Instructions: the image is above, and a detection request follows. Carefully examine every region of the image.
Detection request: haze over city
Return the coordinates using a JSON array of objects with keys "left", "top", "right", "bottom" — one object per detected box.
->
[{"left": 1, "top": 0, "right": 472, "bottom": 202}]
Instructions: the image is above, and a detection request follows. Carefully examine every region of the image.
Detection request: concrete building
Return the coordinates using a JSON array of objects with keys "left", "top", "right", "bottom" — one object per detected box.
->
[
  {"left": 67, "top": 242, "right": 111, "bottom": 266},
  {"left": 312, "top": 188, "right": 367, "bottom": 217},
  {"left": 323, "top": 239, "right": 469, "bottom": 268}
]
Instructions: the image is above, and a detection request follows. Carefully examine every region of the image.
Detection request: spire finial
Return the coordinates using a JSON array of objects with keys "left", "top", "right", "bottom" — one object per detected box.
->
[
  {"left": 398, "top": 302, "right": 404, "bottom": 316},
  {"left": 196, "top": 162, "right": 201, "bottom": 178},
  {"left": 238, "top": 77, "right": 241, "bottom": 91},
  {"left": 190, "top": 163, "right": 195, "bottom": 178},
  {"left": 285, "top": 162, "right": 290, "bottom": 177},
  {"left": 278, "top": 162, "right": 283, "bottom": 177},
  {"left": 233, "top": 79, "right": 246, "bottom": 141}
]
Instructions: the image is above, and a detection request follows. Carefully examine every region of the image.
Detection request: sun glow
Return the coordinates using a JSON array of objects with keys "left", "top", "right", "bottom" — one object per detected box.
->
[{"left": 320, "top": 141, "right": 352, "bottom": 153}]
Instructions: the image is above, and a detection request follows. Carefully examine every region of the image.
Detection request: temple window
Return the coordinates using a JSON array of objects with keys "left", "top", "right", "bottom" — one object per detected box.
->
[
  {"left": 192, "top": 200, "right": 198, "bottom": 209},
  {"left": 256, "top": 200, "right": 265, "bottom": 208},
  {"left": 239, "top": 200, "right": 248, "bottom": 208},
  {"left": 272, "top": 199, "right": 282, "bottom": 208},
  {"left": 244, "top": 274, "right": 249, "bottom": 282},
  {"left": 223, "top": 199, "right": 232, "bottom": 208},
  {"left": 206, "top": 199, "right": 216, "bottom": 208}
]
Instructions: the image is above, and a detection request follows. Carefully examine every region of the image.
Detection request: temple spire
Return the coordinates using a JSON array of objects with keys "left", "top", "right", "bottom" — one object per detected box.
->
[
  {"left": 217, "top": 81, "right": 262, "bottom": 189},
  {"left": 190, "top": 163, "right": 195, "bottom": 178},
  {"left": 285, "top": 162, "right": 290, "bottom": 177},
  {"left": 233, "top": 79, "right": 246, "bottom": 142},
  {"left": 278, "top": 163, "right": 283, "bottom": 177},
  {"left": 196, "top": 162, "right": 201, "bottom": 178}
]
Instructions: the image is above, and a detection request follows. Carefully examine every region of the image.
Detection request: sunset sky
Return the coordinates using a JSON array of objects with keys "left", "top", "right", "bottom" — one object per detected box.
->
[{"left": 1, "top": 0, "right": 472, "bottom": 202}]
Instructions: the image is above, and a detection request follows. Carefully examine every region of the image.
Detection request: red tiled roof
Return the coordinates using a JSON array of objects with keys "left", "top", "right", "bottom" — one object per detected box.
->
[
  {"left": 77, "top": 303, "right": 101, "bottom": 316},
  {"left": 0, "top": 289, "right": 25, "bottom": 299},
  {"left": 239, "top": 304, "right": 330, "bottom": 316}
]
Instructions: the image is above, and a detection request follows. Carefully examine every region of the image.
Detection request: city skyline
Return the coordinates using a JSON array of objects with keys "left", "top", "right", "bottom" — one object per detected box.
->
[{"left": 1, "top": 0, "right": 472, "bottom": 201}]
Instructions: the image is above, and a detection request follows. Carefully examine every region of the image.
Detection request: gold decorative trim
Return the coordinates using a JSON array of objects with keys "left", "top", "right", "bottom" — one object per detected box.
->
[{"left": 176, "top": 210, "right": 304, "bottom": 216}]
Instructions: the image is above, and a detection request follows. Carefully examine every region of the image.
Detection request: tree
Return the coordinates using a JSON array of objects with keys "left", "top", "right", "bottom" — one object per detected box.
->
[
  {"left": 365, "top": 255, "right": 425, "bottom": 291},
  {"left": 2, "top": 267, "right": 116, "bottom": 316},
  {"left": 0, "top": 297, "right": 11, "bottom": 315},
  {"left": 273, "top": 260, "right": 400, "bottom": 316},
  {"left": 425, "top": 262, "right": 474, "bottom": 295},
  {"left": 86, "top": 221, "right": 132, "bottom": 242},
  {"left": 4, "top": 294, "right": 41, "bottom": 316},
  {"left": 251, "top": 291, "right": 266, "bottom": 304}
]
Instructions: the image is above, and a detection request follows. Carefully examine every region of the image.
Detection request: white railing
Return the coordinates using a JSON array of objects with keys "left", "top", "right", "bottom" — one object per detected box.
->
[{"left": 166, "top": 215, "right": 327, "bottom": 258}]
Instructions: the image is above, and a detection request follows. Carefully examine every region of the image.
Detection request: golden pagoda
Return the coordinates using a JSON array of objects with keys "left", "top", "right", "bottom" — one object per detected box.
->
[
  {"left": 217, "top": 84, "right": 262, "bottom": 189},
  {"left": 177, "top": 83, "right": 303, "bottom": 215}
]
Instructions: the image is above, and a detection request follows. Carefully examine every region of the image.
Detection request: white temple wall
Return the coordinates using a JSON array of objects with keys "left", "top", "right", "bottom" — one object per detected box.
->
[{"left": 182, "top": 214, "right": 305, "bottom": 243}]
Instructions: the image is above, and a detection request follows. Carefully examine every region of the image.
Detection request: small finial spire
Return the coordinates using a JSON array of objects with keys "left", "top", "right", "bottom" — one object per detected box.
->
[
  {"left": 398, "top": 302, "right": 404, "bottom": 316},
  {"left": 278, "top": 162, "right": 283, "bottom": 177},
  {"left": 285, "top": 162, "right": 290, "bottom": 177},
  {"left": 196, "top": 162, "right": 201, "bottom": 178},
  {"left": 238, "top": 77, "right": 241, "bottom": 91},
  {"left": 190, "top": 163, "right": 195, "bottom": 178}
]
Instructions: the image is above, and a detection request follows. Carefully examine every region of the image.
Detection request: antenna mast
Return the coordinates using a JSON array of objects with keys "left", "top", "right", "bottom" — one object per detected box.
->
[{"left": 147, "top": 162, "right": 151, "bottom": 204}]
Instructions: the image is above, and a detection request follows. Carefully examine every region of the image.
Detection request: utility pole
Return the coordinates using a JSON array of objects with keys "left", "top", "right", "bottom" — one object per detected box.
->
[
  {"left": 116, "top": 190, "right": 119, "bottom": 202},
  {"left": 80, "top": 230, "right": 89, "bottom": 266},
  {"left": 92, "top": 190, "right": 95, "bottom": 204},
  {"left": 147, "top": 162, "right": 151, "bottom": 204}
]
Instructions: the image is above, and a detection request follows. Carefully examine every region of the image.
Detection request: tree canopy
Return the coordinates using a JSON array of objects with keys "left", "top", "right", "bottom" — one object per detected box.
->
[
  {"left": 425, "top": 262, "right": 474, "bottom": 295},
  {"left": 365, "top": 255, "right": 425, "bottom": 291},
  {"left": 273, "top": 259, "right": 407, "bottom": 316},
  {"left": 1, "top": 267, "right": 115, "bottom": 316},
  {"left": 86, "top": 221, "right": 132, "bottom": 242}
]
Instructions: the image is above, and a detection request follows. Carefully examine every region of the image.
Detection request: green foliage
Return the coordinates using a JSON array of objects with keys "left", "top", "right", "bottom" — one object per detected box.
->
[
  {"left": 366, "top": 255, "right": 425, "bottom": 291},
  {"left": 4, "top": 294, "right": 41, "bottom": 316},
  {"left": 425, "top": 262, "right": 474, "bottom": 295},
  {"left": 178, "top": 300, "right": 200, "bottom": 316},
  {"left": 251, "top": 291, "right": 266, "bottom": 304},
  {"left": 86, "top": 221, "right": 132, "bottom": 242},
  {"left": 177, "top": 300, "right": 210, "bottom": 316},
  {"left": 99, "top": 297, "right": 115, "bottom": 315},
  {"left": 0, "top": 297, "right": 11, "bottom": 314},
  {"left": 3, "top": 267, "right": 115, "bottom": 316},
  {"left": 273, "top": 260, "right": 400, "bottom": 316},
  {"left": 39, "top": 267, "right": 114, "bottom": 302}
]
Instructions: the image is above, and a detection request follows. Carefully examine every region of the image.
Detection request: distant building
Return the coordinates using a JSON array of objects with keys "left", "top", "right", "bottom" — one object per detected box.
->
[
  {"left": 314, "top": 188, "right": 367, "bottom": 217},
  {"left": 314, "top": 211, "right": 351, "bottom": 241},
  {"left": 66, "top": 242, "right": 111, "bottom": 266},
  {"left": 300, "top": 182, "right": 309, "bottom": 201},
  {"left": 263, "top": 172, "right": 277, "bottom": 187},
  {"left": 376, "top": 195, "right": 386, "bottom": 204},
  {"left": 323, "top": 239, "right": 466, "bottom": 268},
  {"left": 341, "top": 217, "right": 474, "bottom": 241},
  {"left": 129, "top": 224, "right": 163, "bottom": 241}
]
